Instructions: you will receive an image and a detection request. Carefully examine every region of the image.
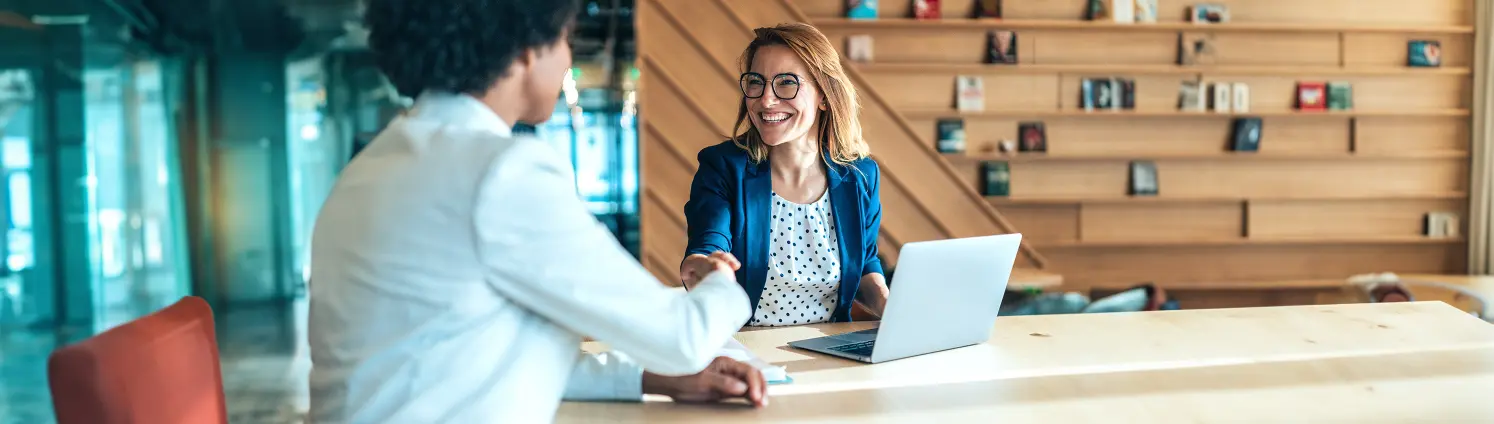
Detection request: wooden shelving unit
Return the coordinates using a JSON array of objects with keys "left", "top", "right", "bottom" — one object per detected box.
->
[
  {"left": 988, "top": 191, "right": 1469, "bottom": 205},
  {"left": 815, "top": 18, "right": 1475, "bottom": 34},
  {"left": 904, "top": 109, "right": 1473, "bottom": 119},
  {"left": 1038, "top": 236, "right": 1465, "bottom": 248},
  {"left": 857, "top": 63, "right": 1473, "bottom": 76},
  {"left": 796, "top": 0, "right": 1474, "bottom": 294},
  {"left": 948, "top": 151, "right": 1470, "bottom": 163}
]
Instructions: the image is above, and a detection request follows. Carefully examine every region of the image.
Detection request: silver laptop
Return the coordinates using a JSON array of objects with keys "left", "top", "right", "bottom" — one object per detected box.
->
[{"left": 787, "top": 233, "right": 1021, "bottom": 363}]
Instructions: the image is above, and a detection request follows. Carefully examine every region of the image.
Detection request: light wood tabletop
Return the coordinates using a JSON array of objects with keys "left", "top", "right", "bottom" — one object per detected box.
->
[{"left": 560, "top": 302, "right": 1494, "bottom": 423}]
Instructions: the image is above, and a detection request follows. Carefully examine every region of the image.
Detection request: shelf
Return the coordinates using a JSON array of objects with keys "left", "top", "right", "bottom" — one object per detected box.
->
[
  {"left": 1089, "top": 279, "right": 1351, "bottom": 291},
  {"left": 988, "top": 192, "right": 1469, "bottom": 205},
  {"left": 815, "top": 18, "right": 1476, "bottom": 34},
  {"left": 1037, "top": 236, "right": 1465, "bottom": 248},
  {"left": 948, "top": 151, "right": 1470, "bottom": 163},
  {"left": 903, "top": 109, "right": 1472, "bottom": 119},
  {"left": 856, "top": 62, "right": 1472, "bottom": 76}
]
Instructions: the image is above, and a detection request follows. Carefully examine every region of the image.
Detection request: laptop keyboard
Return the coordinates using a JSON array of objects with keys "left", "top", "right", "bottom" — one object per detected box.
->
[{"left": 829, "top": 340, "right": 876, "bottom": 357}]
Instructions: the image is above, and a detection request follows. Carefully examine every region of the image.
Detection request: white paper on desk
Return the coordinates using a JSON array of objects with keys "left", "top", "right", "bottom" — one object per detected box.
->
[{"left": 719, "top": 338, "right": 789, "bottom": 383}]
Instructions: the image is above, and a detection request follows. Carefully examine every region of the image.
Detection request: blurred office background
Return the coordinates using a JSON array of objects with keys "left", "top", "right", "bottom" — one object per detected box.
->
[{"left": 0, "top": 0, "right": 639, "bottom": 421}]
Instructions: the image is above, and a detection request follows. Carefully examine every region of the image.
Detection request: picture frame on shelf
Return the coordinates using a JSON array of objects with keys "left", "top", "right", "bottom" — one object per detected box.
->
[
  {"left": 1189, "top": 4, "right": 1229, "bottom": 23},
  {"left": 956, "top": 76, "right": 985, "bottom": 111},
  {"left": 847, "top": 0, "right": 878, "bottom": 19},
  {"left": 913, "top": 0, "right": 940, "bottom": 19},
  {"left": 1229, "top": 117, "right": 1262, "bottom": 152},
  {"left": 974, "top": 0, "right": 1001, "bottom": 18},
  {"left": 1129, "top": 161, "right": 1159, "bottom": 196},
  {"left": 982, "top": 161, "right": 1011, "bottom": 197},
  {"left": 1327, "top": 81, "right": 1353, "bottom": 111},
  {"left": 986, "top": 30, "right": 1018, "bottom": 64},
  {"left": 936, "top": 118, "right": 966, "bottom": 153},
  {"left": 1178, "top": 33, "right": 1218, "bottom": 66},
  {"left": 1409, "top": 40, "right": 1442, "bottom": 67},
  {"left": 847, "top": 35, "right": 874, "bottom": 62},
  {"left": 1018, "top": 122, "right": 1047, "bottom": 153},
  {"left": 1178, "top": 80, "right": 1206, "bottom": 111},
  {"left": 1295, "top": 82, "right": 1327, "bottom": 111},
  {"left": 1134, "top": 0, "right": 1158, "bottom": 23}
]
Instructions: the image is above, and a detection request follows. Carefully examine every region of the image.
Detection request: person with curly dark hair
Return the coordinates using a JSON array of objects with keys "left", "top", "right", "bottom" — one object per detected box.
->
[{"left": 306, "top": 1, "right": 764, "bottom": 422}]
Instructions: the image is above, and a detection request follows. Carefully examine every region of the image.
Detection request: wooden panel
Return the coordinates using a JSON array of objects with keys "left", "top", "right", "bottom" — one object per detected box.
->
[
  {"left": 1081, "top": 203, "right": 1243, "bottom": 242},
  {"left": 1032, "top": 31, "right": 1177, "bottom": 65},
  {"left": 1222, "top": 75, "right": 1469, "bottom": 110},
  {"left": 1344, "top": 33, "right": 1472, "bottom": 67},
  {"left": 1157, "top": 159, "right": 1468, "bottom": 198},
  {"left": 1058, "top": 74, "right": 1195, "bottom": 111},
  {"left": 656, "top": 1, "right": 752, "bottom": 70},
  {"left": 638, "top": 69, "right": 731, "bottom": 155},
  {"left": 1248, "top": 199, "right": 1467, "bottom": 239},
  {"left": 642, "top": 193, "right": 689, "bottom": 265},
  {"left": 640, "top": 134, "right": 697, "bottom": 211},
  {"left": 1258, "top": 117, "right": 1353, "bottom": 153},
  {"left": 997, "top": 204, "right": 1079, "bottom": 242},
  {"left": 1004, "top": 161, "right": 1130, "bottom": 198},
  {"left": 875, "top": 171, "right": 949, "bottom": 244},
  {"left": 1047, "top": 243, "right": 1467, "bottom": 286},
  {"left": 1354, "top": 117, "right": 1470, "bottom": 153},
  {"left": 1189, "top": 32, "right": 1341, "bottom": 66},
  {"left": 862, "top": 72, "right": 1059, "bottom": 110}
]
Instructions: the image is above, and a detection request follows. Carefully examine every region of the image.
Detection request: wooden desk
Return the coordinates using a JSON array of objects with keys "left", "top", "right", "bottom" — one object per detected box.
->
[{"left": 560, "top": 302, "right": 1494, "bottom": 422}]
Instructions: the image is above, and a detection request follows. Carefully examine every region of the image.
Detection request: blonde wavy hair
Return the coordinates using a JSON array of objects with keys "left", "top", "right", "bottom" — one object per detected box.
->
[{"left": 730, "top": 23, "right": 870, "bottom": 166}]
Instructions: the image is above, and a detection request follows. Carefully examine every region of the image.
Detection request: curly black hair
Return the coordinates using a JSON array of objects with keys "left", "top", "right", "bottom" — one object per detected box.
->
[{"left": 363, "top": 0, "right": 581, "bottom": 98}]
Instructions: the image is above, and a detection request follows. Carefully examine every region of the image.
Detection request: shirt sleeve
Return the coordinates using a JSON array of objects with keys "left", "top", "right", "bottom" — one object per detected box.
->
[
  {"left": 473, "top": 141, "right": 751, "bottom": 376},
  {"left": 562, "top": 351, "right": 644, "bottom": 402},
  {"left": 861, "top": 160, "right": 885, "bottom": 277}
]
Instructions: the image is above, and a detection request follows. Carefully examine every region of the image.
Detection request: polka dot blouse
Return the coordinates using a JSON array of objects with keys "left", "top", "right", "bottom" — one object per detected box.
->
[{"left": 748, "top": 190, "right": 842, "bottom": 327}]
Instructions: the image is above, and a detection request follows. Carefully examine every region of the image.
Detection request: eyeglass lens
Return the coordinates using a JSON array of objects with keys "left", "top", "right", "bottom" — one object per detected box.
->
[{"left": 740, "top": 73, "right": 800, "bottom": 100}]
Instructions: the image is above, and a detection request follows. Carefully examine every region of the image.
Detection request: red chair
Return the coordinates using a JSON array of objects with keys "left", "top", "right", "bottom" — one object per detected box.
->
[{"left": 47, "top": 296, "right": 228, "bottom": 424}]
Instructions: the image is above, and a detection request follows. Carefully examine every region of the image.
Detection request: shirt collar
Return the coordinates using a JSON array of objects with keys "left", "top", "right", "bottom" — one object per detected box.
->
[{"left": 406, "top": 91, "right": 513, "bottom": 137}]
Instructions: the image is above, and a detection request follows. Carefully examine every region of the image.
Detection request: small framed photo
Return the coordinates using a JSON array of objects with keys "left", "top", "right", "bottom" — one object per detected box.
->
[
  {"left": 1327, "top": 81, "right": 1353, "bottom": 111},
  {"left": 1295, "top": 81, "right": 1327, "bottom": 111},
  {"left": 1409, "top": 40, "right": 1442, "bottom": 67},
  {"left": 986, "top": 30, "right": 1018, "bottom": 64},
  {"left": 846, "top": 35, "right": 873, "bottom": 62},
  {"left": 1190, "top": 4, "right": 1229, "bottom": 24},
  {"left": 914, "top": 0, "right": 940, "bottom": 19},
  {"left": 1129, "top": 161, "right": 1159, "bottom": 196},
  {"left": 1018, "top": 121, "right": 1046, "bottom": 153}
]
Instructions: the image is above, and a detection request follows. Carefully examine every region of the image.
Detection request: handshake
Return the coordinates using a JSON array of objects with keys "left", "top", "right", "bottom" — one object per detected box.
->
[{"left": 679, "top": 251, "right": 742, "bottom": 289}]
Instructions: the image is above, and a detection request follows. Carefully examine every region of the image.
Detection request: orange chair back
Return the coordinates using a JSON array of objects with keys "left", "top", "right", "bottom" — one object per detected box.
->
[{"left": 47, "top": 296, "right": 228, "bottom": 424}]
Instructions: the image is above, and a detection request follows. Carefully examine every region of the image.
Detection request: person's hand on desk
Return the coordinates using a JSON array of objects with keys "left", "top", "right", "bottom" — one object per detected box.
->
[
  {"left": 680, "top": 252, "right": 741, "bottom": 290},
  {"left": 642, "top": 356, "right": 769, "bottom": 408}
]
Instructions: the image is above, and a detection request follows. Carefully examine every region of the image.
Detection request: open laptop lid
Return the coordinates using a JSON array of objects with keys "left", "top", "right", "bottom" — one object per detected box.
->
[{"left": 869, "top": 233, "right": 1022, "bottom": 363}]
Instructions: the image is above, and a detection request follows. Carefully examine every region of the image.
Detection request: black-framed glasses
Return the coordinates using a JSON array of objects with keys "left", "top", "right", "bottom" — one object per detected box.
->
[{"left": 740, "top": 72, "right": 801, "bottom": 100}]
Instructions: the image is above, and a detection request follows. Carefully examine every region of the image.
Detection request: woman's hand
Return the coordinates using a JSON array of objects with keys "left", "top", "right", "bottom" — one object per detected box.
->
[
  {"left": 680, "top": 251, "right": 742, "bottom": 289},
  {"left": 855, "top": 273, "right": 890, "bottom": 318}
]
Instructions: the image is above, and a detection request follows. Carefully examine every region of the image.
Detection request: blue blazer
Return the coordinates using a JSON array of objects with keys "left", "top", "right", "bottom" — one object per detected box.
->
[{"left": 684, "top": 141, "right": 884, "bottom": 322}]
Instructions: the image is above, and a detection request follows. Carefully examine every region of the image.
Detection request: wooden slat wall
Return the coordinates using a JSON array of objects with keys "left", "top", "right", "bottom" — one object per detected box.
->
[
  {"left": 790, "top": 0, "right": 1473, "bottom": 293},
  {"left": 637, "top": 0, "right": 1052, "bottom": 286}
]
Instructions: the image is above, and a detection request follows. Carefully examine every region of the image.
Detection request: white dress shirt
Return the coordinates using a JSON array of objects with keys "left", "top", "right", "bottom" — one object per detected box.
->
[{"left": 306, "top": 92, "right": 750, "bottom": 423}]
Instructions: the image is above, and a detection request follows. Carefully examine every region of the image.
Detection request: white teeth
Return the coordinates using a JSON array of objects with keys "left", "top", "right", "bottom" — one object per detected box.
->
[{"left": 760, "top": 112, "right": 791, "bottom": 123}]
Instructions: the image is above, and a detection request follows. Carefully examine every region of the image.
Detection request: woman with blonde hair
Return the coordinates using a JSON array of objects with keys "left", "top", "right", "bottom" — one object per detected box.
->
[{"left": 680, "top": 23, "right": 889, "bottom": 327}]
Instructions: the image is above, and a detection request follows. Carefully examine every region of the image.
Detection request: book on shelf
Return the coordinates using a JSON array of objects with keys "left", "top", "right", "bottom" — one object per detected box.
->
[
  {"left": 1229, "top": 117, "right": 1262, "bottom": 152},
  {"left": 1081, "top": 79, "right": 1095, "bottom": 111},
  {"left": 1210, "top": 82, "right": 1232, "bottom": 113},
  {"left": 1129, "top": 160, "right": 1158, "bottom": 196},
  {"left": 1134, "top": 0, "right": 1158, "bottom": 22},
  {"left": 974, "top": 0, "right": 1001, "bottom": 18},
  {"left": 1178, "top": 80, "right": 1205, "bottom": 111},
  {"left": 956, "top": 75, "right": 985, "bottom": 111},
  {"left": 1120, "top": 78, "right": 1136, "bottom": 109},
  {"left": 936, "top": 118, "right": 966, "bottom": 153},
  {"left": 1231, "top": 82, "right": 1250, "bottom": 112},
  {"left": 847, "top": 0, "right": 878, "bottom": 19},
  {"left": 1018, "top": 121, "right": 1047, "bottom": 153},
  {"left": 913, "top": 0, "right": 940, "bottom": 19},
  {"left": 1296, "top": 81, "right": 1327, "bottom": 111},
  {"left": 982, "top": 161, "right": 1011, "bottom": 196},
  {"left": 1424, "top": 212, "right": 1460, "bottom": 238},
  {"left": 1110, "top": 0, "right": 1135, "bottom": 23},
  {"left": 986, "top": 30, "right": 1018, "bottom": 64},
  {"left": 1408, "top": 40, "right": 1443, "bottom": 67},
  {"left": 1190, "top": 3, "right": 1229, "bottom": 23},
  {"left": 1327, "top": 81, "right": 1353, "bottom": 110},
  {"left": 847, "top": 35, "right": 874, "bottom": 62}
]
